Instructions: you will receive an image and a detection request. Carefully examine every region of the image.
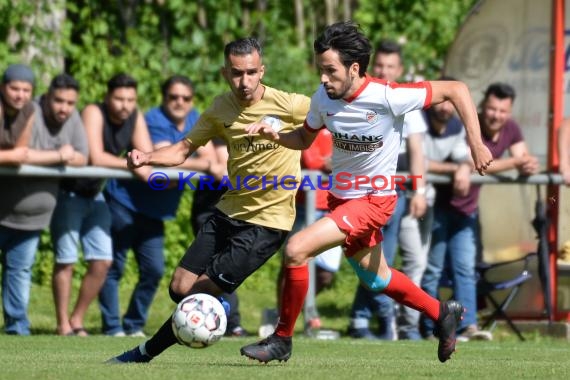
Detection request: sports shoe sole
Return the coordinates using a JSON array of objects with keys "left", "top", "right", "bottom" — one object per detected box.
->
[{"left": 240, "top": 348, "right": 291, "bottom": 363}]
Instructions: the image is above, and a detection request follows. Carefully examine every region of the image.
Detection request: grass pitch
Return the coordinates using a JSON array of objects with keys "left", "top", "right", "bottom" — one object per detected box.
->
[
  {"left": 11, "top": 255, "right": 569, "bottom": 380},
  {"left": 0, "top": 335, "right": 568, "bottom": 380}
]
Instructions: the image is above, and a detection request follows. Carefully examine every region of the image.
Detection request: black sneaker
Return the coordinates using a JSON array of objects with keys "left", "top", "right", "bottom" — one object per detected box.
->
[
  {"left": 105, "top": 344, "right": 152, "bottom": 364},
  {"left": 240, "top": 333, "right": 292, "bottom": 363},
  {"left": 433, "top": 300, "right": 464, "bottom": 363}
]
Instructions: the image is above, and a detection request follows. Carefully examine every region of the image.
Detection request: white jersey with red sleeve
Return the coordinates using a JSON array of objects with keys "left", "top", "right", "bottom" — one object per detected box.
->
[{"left": 304, "top": 75, "right": 432, "bottom": 199}]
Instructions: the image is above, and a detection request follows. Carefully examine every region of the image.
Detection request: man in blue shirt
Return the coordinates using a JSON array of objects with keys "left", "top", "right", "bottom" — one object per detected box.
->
[
  {"left": 139, "top": 75, "right": 246, "bottom": 336},
  {"left": 131, "top": 75, "right": 209, "bottom": 221}
]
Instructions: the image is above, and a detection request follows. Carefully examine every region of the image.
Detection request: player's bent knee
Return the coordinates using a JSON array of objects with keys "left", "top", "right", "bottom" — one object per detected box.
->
[
  {"left": 169, "top": 286, "right": 185, "bottom": 303},
  {"left": 283, "top": 237, "right": 310, "bottom": 265},
  {"left": 169, "top": 274, "right": 189, "bottom": 303},
  {"left": 347, "top": 257, "right": 392, "bottom": 292}
]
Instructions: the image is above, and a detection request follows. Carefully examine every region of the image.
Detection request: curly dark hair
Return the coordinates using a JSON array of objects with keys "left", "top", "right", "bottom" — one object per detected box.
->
[{"left": 314, "top": 21, "right": 372, "bottom": 76}]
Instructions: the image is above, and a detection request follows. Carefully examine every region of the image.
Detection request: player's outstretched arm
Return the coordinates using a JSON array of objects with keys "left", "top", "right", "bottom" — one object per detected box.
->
[
  {"left": 428, "top": 80, "right": 493, "bottom": 175},
  {"left": 246, "top": 122, "right": 317, "bottom": 150},
  {"left": 127, "top": 139, "right": 195, "bottom": 168}
]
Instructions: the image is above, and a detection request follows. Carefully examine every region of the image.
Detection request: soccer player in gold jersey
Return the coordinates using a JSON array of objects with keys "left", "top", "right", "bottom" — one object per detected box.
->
[{"left": 107, "top": 37, "right": 310, "bottom": 363}]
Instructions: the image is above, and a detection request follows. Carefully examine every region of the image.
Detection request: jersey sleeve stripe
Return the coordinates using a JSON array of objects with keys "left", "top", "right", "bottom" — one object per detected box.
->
[
  {"left": 384, "top": 80, "right": 432, "bottom": 109},
  {"left": 423, "top": 81, "right": 432, "bottom": 109},
  {"left": 303, "top": 120, "right": 324, "bottom": 132}
]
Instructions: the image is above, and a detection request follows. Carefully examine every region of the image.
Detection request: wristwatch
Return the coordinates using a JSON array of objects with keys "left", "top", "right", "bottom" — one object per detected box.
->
[{"left": 415, "top": 186, "right": 427, "bottom": 196}]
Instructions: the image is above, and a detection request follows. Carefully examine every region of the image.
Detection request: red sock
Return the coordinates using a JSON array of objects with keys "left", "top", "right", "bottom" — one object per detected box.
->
[
  {"left": 383, "top": 268, "right": 440, "bottom": 321},
  {"left": 274, "top": 264, "right": 309, "bottom": 337}
]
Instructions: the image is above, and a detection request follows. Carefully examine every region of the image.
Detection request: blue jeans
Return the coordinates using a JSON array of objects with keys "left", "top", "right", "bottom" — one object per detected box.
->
[
  {"left": 420, "top": 207, "right": 477, "bottom": 335},
  {"left": 99, "top": 196, "right": 165, "bottom": 335},
  {"left": 349, "top": 189, "right": 407, "bottom": 339},
  {"left": 0, "top": 226, "right": 41, "bottom": 335}
]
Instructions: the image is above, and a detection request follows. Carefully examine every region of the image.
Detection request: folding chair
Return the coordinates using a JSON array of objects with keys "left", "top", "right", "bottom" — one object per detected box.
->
[{"left": 476, "top": 252, "right": 537, "bottom": 341}]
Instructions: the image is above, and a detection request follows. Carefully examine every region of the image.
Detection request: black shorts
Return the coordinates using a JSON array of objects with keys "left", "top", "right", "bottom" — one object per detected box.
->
[
  {"left": 179, "top": 210, "right": 288, "bottom": 293},
  {"left": 190, "top": 184, "right": 227, "bottom": 235}
]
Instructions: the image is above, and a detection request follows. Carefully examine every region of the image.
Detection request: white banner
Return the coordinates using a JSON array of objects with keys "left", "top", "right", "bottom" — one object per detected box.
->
[{"left": 445, "top": 0, "right": 552, "bottom": 164}]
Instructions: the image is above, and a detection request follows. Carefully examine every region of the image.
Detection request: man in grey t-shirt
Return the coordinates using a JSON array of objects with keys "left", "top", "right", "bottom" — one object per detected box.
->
[
  {"left": 0, "top": 72, "right": 88, "bottom": 335},
  {"left": 29, "top": 74, "right": 96, "bottom": 337}
]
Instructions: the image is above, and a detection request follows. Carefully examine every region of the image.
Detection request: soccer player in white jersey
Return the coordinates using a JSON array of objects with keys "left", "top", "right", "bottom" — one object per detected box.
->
[
  {"left": 241, "top": 21, "right": 493, "bottom": 364},
  {"left": 348, "top": 39, "right": 429, "bottom": 341}
]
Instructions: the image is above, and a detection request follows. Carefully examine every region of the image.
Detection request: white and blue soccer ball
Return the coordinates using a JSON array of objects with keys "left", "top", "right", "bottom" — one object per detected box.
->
[{"left": 171, "top": 293, "right": 227, "bottom": 348}]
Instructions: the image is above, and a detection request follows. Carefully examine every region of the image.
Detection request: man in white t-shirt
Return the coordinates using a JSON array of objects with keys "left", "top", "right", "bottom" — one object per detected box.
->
[
  {"left": 241, "top": 21, "right": 493, "bottom": 364},
  {"left": 348, "top": 40, "right": 429, "bottom": 341}
]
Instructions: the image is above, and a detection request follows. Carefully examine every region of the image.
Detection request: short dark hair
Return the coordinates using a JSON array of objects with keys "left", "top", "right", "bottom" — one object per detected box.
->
[
  {"left": 375, "top": 40, "right": 402, "bottom": 61},
  {"left": 483, "top": 82, "right": 516, "bottom": 103},
  {"left": 107, "top": 73, "right": 137, "bottom": 93},
  {"left": 161, "top": 75, "right": 194, "bottom": 98},
  {"left": 48, "top": 73, "right": 80, "bottom": 93},
  {"left": 224, "top": 38, "right": 263, "bottom": 60},
  {"left": 314, "top": 21, "right": 372, "bottom": 76}
]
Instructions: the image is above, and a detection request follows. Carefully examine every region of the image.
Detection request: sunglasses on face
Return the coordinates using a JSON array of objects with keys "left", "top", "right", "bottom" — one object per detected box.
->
[{"left": 168, "top": 94, "right": 193, "bottom": 102}]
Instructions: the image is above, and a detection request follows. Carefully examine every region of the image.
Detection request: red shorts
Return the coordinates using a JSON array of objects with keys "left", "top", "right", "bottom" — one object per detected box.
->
[{"left": 326, "top": 193, "right": 397, "bottom": 257}]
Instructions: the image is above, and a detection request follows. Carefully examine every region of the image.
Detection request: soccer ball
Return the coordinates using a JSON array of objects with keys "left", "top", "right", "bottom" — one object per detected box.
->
[{"left": 171, "top": 293, "right": 227, "bottom": 348}]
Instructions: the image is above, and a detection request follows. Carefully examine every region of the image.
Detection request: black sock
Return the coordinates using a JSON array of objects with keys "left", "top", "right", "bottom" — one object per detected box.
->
[{"left": 144, "top": 316, "right": 178, "bottom": 357}]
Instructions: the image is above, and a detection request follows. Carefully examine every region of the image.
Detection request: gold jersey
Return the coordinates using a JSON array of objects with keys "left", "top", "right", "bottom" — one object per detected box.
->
[{"left": 186, "top": 85, "right": 310, "bottom": 231}]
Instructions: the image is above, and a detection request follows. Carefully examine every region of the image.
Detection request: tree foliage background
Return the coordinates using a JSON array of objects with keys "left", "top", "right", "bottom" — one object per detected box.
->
[
  {"left": 1, "top": 0, "right": 478, "bottom": 108},
  {"left": 0, "top": 0, "right": 478, "bottom": 285}
]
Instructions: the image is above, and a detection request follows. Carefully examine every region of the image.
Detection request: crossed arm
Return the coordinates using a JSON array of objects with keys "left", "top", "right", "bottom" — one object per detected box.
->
[{"left": 0, "top": 108, "right": 33, "bottom": 165}]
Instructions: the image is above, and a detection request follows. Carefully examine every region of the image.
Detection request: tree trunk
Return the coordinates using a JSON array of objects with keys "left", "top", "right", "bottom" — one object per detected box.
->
[
  {"left": 10, "top": 0, "right": 66, "bottom": 85},
  {"left": 324, "top": 0, "right": 337, "bottom": 25},
  {"left": 256, "top": 0, "right": 267, "bottom": 43},
  {"left": 294, "top": 0, "right": 306, "bottom": 48},
  {"left": 342, "top": 0, "right": 351, "bottom": 21},
  {"left": 242, "top": 0, "right": 251, "bottom": 31},
  {"left": 198, "top": 0, "right": 207, "bottom": 28}
]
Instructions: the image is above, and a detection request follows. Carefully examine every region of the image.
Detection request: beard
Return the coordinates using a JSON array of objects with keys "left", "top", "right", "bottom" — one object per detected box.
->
[{"left": 325, "top": 76, "right": 354, "bottom": 100}]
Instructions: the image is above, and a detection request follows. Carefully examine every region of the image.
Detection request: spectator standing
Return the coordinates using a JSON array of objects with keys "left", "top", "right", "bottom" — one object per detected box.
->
[
  {"left": 33, "top": 74, "right": 94, "bottom": 337},
  {"left": 2, "top": 68, "right": 89, "bottom": 336},
  {"left": 86, "top": 73, "right": 156, "bottom": 337},
  {"left": 420, "top": 82, "right": 539, "bottom": 340},
  {"left": 0, "top": 64, "right": 36, "bottom": 335}
]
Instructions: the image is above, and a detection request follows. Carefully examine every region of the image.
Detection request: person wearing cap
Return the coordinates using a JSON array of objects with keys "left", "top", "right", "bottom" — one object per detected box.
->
[
  {"left": 0, "top": 63, "right": 34, "bottom": 164},
  {"left": 0, "top": 63, "right": 36, "bottom": 335}
]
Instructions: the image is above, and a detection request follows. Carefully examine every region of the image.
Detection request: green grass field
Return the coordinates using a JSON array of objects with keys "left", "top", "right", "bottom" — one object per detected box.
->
[
  {"left": 1, "top": 335, "right": 569, "bottom": 380},
  {"left": 6, "top": 254, "right": 569, "bottom": 379}
]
